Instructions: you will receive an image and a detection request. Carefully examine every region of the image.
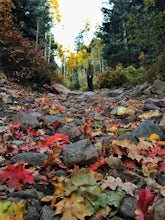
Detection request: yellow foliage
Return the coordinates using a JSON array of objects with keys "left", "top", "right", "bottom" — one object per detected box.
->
[
  {"left": 148, "top": 133, "right": 159, "bottom": 141},
  {"left": 55, "top": 193, "right": 92, "bottom": 220},
  {"left": 0, "top": 0, "right": 15, "bottom": 42},
  {"left": 49, "top": 0, "right": 61, "bottom": 22},
  {"left": 0, "top": 200, "right": 26, "bottom": 220}
]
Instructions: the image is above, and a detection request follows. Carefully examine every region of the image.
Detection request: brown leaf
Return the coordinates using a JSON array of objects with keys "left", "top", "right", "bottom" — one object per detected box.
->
[{"left": 89, "top": 206, "right": 111, "bottom": 220}]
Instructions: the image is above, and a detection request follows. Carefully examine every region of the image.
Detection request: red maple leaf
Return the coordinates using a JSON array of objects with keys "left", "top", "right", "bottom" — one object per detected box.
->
[
  {"left": 0, "top": 163, "right": 34, "bottom": 190},
  {"left": 42, "top": 133, "right": 69, "bottom": 148},
  {"left": 26, "top": 128, "right": 39, "bottom": 136},
  {"left": 135, "top": 187, "right": 154, "bottom": 220}
]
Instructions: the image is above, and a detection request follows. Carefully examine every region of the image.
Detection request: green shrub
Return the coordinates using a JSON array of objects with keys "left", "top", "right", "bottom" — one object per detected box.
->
[
  {"left": 147, "top": 53, "right": 165, "bottom": 82},
  {"left": 95, "top": 64, "right": 148, "bottom": 89}
]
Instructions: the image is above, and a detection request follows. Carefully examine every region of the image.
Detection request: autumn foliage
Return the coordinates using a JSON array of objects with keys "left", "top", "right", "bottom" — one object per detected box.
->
[
  {"left": 0, "top": 163, "right": 34, "bottom": 190},
  {"left": 0, "top": 0, "right": 15, "bottom": 43}
]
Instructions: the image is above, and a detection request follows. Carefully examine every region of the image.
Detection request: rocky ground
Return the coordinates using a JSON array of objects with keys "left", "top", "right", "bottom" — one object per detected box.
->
[{"left": 0, "top": 78, "right": 165, "bottom": 220}]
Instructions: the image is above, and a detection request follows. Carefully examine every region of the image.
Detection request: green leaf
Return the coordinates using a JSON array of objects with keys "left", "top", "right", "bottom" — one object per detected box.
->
[
  {"left": 64, "top": 181, "right": 78, "bottom": 196},
  {"left": 107, "top": 187, "right": 125, "bottom": 217},
  {"left": 85, "top": 192, "right": 108, "bottom": 214}
]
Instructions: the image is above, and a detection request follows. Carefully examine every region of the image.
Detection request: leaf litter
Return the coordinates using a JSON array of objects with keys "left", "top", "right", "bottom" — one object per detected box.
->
[{"left": 0, "top": 81, "right": 165, "bottom": 219}]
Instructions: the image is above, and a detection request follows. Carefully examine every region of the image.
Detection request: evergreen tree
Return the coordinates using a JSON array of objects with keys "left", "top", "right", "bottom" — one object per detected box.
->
[
  {"left": 100, "top": 0, "right": 165, "bottom": 68},
  {"left": 12, "top": 0, "right": 51, "bottom": 41}
]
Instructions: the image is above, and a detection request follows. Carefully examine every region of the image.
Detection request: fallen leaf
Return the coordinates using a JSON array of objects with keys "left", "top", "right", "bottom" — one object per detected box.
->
[
  {"left": 135, "top": 187, "right": 154, "bottom": 220},
  {"left": 148, "top": 133, "right": 159, "bottom": 141},
  {"left": 106, "top": 187, "right": 125, "bottom": 217},
  {"left": 0, "top": 163, "right": 34, "bottom": 190},
  {"left": 116, "top": 106, "right": 135, "bottom": 115},
  {"left": 89, "top": 159, "right": 106, "bottom": 171},
  {"left": 63, "top": 116, "right": 74, "bottom": 123},
  {"left": 159, "top": 161, "right": 165, "bottom": 173},
  {"left": 42, "top": 133, "right": 69, "bottom": 148},
  {"left": 101, "top": 176, "right": 123, "bottom": 190},
  {"left": 101, "top": 176, "right": 137, "bottom": 196},
  {"left": 89, "top": 206, "right": 111, "bottom": 220},
  {"left": 55, "top": 193, "right": 92, "bottom": 220},
  {"left": 159, "top": 186, "right": 165, "bottom": 197},
  {"left": 157, "top": 141, "right": 165, "bottom": 146},
  {"left": 0, "top": 200, "right": 26, "bottom": 220},
  {"left": 123, "top": 158, "right": 137, "bottom": 169},
  {"left": 138, "top": 110, "right": 160, "bottom": 119}
]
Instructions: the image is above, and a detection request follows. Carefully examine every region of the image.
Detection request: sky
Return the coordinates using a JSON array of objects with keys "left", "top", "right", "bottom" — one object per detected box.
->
[{"left": 51, "top": 0, "right": 104, "bottom": 52}]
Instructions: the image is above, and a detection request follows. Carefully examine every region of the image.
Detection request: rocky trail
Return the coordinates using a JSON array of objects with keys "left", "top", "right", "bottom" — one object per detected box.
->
[{"left": 0, "top": 78, "right": 165, "bottom": 220}]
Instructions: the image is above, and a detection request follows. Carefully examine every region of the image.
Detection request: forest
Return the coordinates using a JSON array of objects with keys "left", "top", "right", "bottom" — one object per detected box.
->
[{"left": 0, "top": 0, "right": 165, "bottom": 90}]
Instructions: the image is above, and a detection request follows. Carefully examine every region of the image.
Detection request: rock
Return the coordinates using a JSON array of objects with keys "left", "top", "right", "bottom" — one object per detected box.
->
[
  {"left": 154, "top": 173, "right": 165, "bottom": 186},
  {"left": 117, "top": 133, "right": 139, "bottom": 143},
  {"left": 51, "top": 83, "right": 72, "bottom": 95},
  {"left": 62, "top": 139, "right": 99, "bottom": 168},
  {"left": 117, "top": 120, "right": 164, "bottom": 142},
  {"left": 40, "top": 115, "right": 63, "bottom": 129},
  {"left": 24, "top": 199, "right": 40, "bottom": 220},
  {"left": 10, "top": 152, "right": 47, "bottom": 166},
  {"left": 159, "top": 113, "right": 165, "bottom": 127},
  {"left": 57, "top": 124, "right": 84, "bottom": 142},
  {"left": 105, "top": 88, "right": 124, "bottom": 97},
  {"left": 110, "top": 216, "right": 127, "bottom": 220},
  {"left": 153, "top": 198, "right": 165, "bottom": 220},
  {"left": 127, "top": 85, "right": 143, "bottom": 97},
  {"left": 10, "top": 189, "right": 39, "bottom": 199},
  {"left": 143, "top": 102, "right": 160, "bottom": 111},
  {"left": 151, "top": 79, "right": 165, "bottom": 96},
  {"left": 119, "top": 196, "right": 137, "bottom": 219},
  {"left": 153, "top": 98, "right": 165, "bottom": 108},
  {"left": 40, "top": 205, "right": 57, "bottom": 220},
  {"left": 12, "top": 111, "right": 40, "bottom": 130},
  {"left": 132, "top": 120, "right": 164, "bottom": 140}
]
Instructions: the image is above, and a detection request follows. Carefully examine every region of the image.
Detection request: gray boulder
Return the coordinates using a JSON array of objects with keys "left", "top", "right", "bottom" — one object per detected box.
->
[
  {"left": 62, "top": 139, "right": 99, "bottom": 168},
  {"left": 12, "top": 111, "right": 40, "bottom": 130}
]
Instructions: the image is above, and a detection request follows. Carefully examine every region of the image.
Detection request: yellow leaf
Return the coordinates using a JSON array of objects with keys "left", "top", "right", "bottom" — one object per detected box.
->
[
  {"left": 55, "top": 193, "right": 92, "bottom": 220},
  {"left": 116, "top": 106, "right": 135, "bottom": 115},
  {"left": 50, "top": 109, "right": 57, "bottom": 115},
  {"left": 142, "top": 164, "right": 150, "bottom": 177},
  {"left": 0, "top": 200, "right": 26, "bottom": 220},
  {"left": 148, "top": 133, "right": 159, "bottom": 141},
  {"left": 107, "top": 126, "right": 118, "bottom": 132},
  {"left": 138, "top": 110, "right": 160, "bottom": 119},
  {"left": 63, "top": 117, "right": 74, "bottom": 123}
]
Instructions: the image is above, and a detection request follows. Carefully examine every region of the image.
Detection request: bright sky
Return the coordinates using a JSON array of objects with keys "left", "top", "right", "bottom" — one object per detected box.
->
[{"left": 52, "top": 0, "right": 104, "bottom": 52}]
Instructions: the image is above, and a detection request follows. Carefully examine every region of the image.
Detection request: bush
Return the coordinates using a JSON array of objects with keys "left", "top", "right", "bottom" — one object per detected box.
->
[
  {"left": 147, "top": 53, "right": 165, "bottom": 82},
  {"left": 1, "top": 28, "right": 52, "bottom": 88},
  {"left": 95, "top": 64, "right": 148, "bottom": 89}
]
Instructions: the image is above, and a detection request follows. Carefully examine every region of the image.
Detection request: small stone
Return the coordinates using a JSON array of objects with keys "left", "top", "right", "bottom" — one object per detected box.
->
[
  {"left": 12, "top": 111, "right": 40, "bottom": 130},
  {"left": 153, "top": 198, "right": 165, "bottom": 220},
  {"left": 62, "top": 139, "right": 99, "bottom": 168},
  {"left": 119, "top": 196, "right": 137, "bottom": 219},
  {"left": 11, "top": 152, "right": 47, "bottom": 166}
]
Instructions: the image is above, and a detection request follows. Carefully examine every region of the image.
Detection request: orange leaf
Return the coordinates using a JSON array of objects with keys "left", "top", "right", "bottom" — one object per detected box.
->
[
  {"left": 157, "top": 141, "right": 165, "bottom": 146},
  {"left": 89, "top": 159, "right": 106, "bottom": 171},
  {"left": 123, "top": 158, "right": 137, "bottom": 169},
  {"left": 111, "top": 144, "right": 123, "bottom": 158}
]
